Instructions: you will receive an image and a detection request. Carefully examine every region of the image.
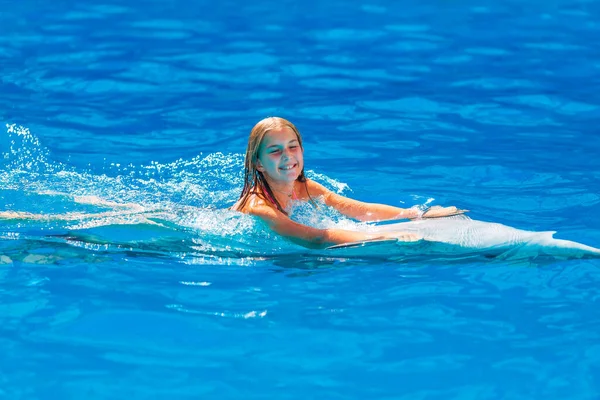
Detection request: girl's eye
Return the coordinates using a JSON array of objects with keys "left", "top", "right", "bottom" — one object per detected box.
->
[
  {"left": 289, "top": 146, "right": 298, "bottom": 150},
  {"left": 270, "top": 149, "right": 282, "bottom": 154}
]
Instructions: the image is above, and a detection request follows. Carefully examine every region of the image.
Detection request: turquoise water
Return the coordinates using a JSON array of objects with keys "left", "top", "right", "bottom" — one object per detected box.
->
[{"left": 2, "top": 0, "right": 600, "bottom": 398}]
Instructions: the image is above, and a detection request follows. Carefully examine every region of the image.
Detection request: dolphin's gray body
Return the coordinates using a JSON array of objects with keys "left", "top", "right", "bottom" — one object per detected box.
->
[{"left": 327, "top": 215, "right": 600, "bottom": 261}]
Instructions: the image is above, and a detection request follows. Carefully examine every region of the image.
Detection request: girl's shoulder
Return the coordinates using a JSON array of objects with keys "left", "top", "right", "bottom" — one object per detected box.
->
[
  {"left": 302, "top": 178, "right": 330, "bottom": 196},
  {"left": 232, "top": 192, "right": 271, "bottom": 214},
  {"left": 298, "top": 179, "right": 333, "bottom": 205}
]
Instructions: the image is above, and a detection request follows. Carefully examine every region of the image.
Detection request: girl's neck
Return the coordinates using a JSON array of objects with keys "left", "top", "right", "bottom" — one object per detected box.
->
[{"left": 264, "top": 178, "right": 297, "bottom": 208}]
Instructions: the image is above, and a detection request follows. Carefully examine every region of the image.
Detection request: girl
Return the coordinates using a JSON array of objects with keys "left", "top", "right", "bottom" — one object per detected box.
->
[{"left": 231, "top": 116, "right": 466, "bottom": 249}]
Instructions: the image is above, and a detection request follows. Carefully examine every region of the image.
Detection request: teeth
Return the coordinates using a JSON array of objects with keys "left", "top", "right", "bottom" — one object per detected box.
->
[{"left": 281, "top": 165, "right": 295, "bottom": 170}]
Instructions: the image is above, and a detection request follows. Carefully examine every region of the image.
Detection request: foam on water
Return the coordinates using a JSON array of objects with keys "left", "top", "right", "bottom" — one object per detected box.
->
[{"left": 1, "top": 123, "right": 377, "bottom": 261}]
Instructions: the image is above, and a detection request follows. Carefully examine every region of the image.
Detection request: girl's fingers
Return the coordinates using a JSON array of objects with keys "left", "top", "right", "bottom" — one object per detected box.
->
[{"left": 396, "top": 232, "right": 422, "bottom": 242}]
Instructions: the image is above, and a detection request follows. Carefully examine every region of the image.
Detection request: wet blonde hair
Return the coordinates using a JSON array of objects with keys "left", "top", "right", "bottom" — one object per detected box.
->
[{"left": 236, "top": 117, "right": 314, "bottom": 215}]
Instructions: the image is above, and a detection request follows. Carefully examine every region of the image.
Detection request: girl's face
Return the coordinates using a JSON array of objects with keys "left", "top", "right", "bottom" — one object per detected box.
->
[{"left": 256, "top": 127, "right": 303, "bottom": 184}]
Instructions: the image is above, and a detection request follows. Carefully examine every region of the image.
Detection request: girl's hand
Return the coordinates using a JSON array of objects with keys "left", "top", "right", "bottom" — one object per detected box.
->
[
  {"left": 420, "top": 206, "right": 468, "bottom": 219},
  {"left": 385, "top": 231, "right": 423, "bottom": 242}
]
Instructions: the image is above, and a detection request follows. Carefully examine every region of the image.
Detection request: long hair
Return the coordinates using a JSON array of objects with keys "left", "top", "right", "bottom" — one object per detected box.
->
[{"left": 236, "top": 117, "right": 314, "bottom": 215}]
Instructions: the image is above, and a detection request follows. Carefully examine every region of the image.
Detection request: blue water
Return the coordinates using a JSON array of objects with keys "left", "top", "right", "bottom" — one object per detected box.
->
[{"left": 2, "top": 0, "right": 600, "bottom": 398}]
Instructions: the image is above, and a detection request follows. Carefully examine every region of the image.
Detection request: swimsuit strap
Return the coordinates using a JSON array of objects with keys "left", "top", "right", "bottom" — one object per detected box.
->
[{"left": 262, "top": 187, "right": 278, "bottom": 207}]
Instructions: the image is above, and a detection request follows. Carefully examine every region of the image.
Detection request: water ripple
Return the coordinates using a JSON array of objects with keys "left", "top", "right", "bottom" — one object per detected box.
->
[{"left": 2, "top": 0, "right": 600, "bottom": 398}]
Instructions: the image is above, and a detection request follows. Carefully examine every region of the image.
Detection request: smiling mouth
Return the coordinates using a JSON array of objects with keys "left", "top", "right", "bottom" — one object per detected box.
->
[{"left": 280, "top": 163, "right": 297, "bottom": 171}]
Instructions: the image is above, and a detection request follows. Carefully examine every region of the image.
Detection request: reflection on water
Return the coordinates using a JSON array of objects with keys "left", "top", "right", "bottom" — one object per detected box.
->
[{"left": 2, "top": 0, "right": 600, "bottom": 398}]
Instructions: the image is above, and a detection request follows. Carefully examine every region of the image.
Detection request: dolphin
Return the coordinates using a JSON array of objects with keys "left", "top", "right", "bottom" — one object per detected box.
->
[{"left": 326, "top": 215, "right": 600, "bottom": 261}]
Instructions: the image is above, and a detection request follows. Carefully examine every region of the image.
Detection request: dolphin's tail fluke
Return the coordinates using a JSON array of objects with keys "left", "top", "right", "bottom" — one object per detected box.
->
[{"left": 534, "top": 232, "right": 600, "bottom": 259}]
